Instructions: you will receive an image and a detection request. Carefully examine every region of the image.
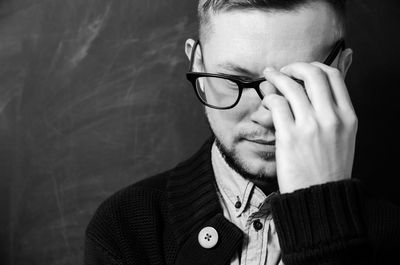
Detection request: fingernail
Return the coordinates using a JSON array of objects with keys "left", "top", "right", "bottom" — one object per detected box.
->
[{"left": 264, "top": 67, "right": 275, "bottom": 73}]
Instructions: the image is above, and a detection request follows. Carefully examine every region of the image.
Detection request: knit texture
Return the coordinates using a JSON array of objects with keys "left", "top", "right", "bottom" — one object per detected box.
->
[{"left": 85, "top": 137, "right": 400, "bottom": 265}]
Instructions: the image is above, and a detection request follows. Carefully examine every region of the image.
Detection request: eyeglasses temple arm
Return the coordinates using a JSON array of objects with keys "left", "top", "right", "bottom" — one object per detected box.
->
[{"left": 323, "top": 40, "right": 346, "bottom": 65}]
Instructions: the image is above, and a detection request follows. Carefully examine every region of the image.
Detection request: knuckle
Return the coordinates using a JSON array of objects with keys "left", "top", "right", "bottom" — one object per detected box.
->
[
  {"left": 322, "top": 114, "right": 341, "bottom": 131},
  {"left": 309, "top": 66, "right": 324, "bottom": 77},
  {"left": 347, "top": 114, "right": 359, "bottom": 130},
  {"left": 267, "top": 94, "right": 285, "bottom": 104},
  {"left": 342, "top": 111, "right": 358, "bottom": 127},
  {"left": 301, "top": 117, "right": 319, "bottom": 136},
  {"left": 301, "top": 64, "right": 325, "bottom": 80},
  {"left": 329, "top": 67, "right": 342, "bottom": 77}
]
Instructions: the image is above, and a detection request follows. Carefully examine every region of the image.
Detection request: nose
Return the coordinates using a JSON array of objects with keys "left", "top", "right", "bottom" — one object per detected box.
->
[
  {"left": 257, "top": 79, "right": 278, "bottom": 100},
  {"left": 249, "top": 80, "right": 276, "bottom": 128}
]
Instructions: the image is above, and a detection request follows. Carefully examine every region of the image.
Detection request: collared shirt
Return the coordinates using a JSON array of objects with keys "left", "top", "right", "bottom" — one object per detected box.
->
[{"left": 211, "top": 142, "right": 284, "bottom": 265}]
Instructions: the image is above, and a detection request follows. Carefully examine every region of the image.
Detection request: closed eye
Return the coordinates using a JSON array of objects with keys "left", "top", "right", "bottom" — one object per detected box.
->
[{"left": 216, "top": 73, "right": 252, "bottom": 82}]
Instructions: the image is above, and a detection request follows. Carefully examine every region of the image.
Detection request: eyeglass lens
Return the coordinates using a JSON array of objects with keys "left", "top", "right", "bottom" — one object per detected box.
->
[{"left": 195, "top": 76, "right": 241, "bottom": 108}]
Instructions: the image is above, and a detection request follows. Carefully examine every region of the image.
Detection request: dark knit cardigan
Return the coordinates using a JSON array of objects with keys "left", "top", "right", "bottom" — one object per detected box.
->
[{"left": 84, "top": 137, "right": 400, "bottom": 265}]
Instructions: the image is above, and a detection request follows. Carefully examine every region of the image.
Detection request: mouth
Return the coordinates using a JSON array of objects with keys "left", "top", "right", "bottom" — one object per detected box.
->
[{"left": 245, "top": 138, "right": 275, "bottom": 146}]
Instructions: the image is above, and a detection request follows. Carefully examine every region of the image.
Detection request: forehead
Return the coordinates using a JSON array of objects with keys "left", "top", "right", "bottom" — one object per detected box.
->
[{"left": 202, "top": 2, "right": 343, "bottom": 72}]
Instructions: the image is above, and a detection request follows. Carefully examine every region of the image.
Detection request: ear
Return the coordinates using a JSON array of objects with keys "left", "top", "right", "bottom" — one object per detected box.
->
[
  {"left": 185, "top": 38, "right": 204, "bottom": 72},
  {"left": 185, "top": 38, "right": 195, "bottom": 60},
  {"left": 337, "top": 48, "right": 353, "bottom": 78}
]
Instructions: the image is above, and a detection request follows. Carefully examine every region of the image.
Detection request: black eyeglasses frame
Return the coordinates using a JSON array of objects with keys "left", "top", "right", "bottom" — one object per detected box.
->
[{"left": 186, "top": 39, "right": 346, "bottom": 110}]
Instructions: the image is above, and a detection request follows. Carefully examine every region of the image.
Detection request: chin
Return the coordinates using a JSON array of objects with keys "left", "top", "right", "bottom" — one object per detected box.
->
[
  {"left": 239, "top": 152, "right": 277, "bottom": 178},
  {"left": 216, "top": 136, "right": 277, "bottom": 180}
]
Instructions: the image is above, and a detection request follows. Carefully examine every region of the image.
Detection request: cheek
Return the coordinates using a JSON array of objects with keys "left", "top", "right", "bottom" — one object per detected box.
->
[
  {"left": 207, "top": 108, "right": 237, "bottom": 131},
  {"left": 206, "top": 107, "right": 248, "bottom": 140},
  {"left": 206, "top": 92, "right": 261, "bottom": 129}
]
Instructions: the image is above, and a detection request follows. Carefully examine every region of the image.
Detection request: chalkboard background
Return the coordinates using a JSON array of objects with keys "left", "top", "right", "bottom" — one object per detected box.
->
[{"left": 0, "top": 0, "right": 399, "bottom": 264}]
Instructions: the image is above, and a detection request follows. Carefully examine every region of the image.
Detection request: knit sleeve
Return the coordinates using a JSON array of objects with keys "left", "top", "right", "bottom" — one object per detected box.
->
[
  {"left": 84, "top": 198, "right": 125, "bottom": 265},
  {"left": 84, "top": 235, "right": 123, "bottom": 265},
  {"left": 271, "top": 179, "right": 372, "bottom": 265},
  {"left": 83, "top": 184, "right": 169, "bottom": 265}
]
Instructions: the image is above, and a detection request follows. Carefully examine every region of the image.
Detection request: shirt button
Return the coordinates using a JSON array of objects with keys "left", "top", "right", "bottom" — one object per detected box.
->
[
  {"left": 235, "top": 201, "right": 242, "bottom": 209},
  {"left": 253, "top": 219, "right": 263, "bottom": 231},
  {"left": 198, "top": 226, "right": 219, "bottom": 249}
]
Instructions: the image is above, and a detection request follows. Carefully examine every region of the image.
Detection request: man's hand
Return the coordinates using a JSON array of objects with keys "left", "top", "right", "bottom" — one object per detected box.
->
[{"left": 262, "top": 62, "right": 358, "bottom": 194}]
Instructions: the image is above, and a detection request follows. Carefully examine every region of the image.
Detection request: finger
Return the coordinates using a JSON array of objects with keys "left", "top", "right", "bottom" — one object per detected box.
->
[
  {"left": 280, "top": 63, "right": 337, "bottom": 119},
  {"left": 263, "top": 68, "right": 312, "bottom": 122},
  {"left": 310, "top": 62, "right": 355, "bottom": 112},
  {"left": 262, "top": 94, "right": 294, "bottom": 133}
]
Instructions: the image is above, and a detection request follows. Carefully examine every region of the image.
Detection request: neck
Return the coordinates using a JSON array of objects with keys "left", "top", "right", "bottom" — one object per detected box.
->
[{"left": 252, "top": 177, "right": 279, "bottom": 196}]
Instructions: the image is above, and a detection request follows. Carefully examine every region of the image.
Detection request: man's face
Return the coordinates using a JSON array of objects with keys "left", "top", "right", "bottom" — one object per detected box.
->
[{"left": 186, "top": 2, "right": 345, "bottom": 182}]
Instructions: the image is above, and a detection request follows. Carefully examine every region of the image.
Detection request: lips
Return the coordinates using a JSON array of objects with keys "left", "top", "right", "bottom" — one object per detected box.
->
[{"left": 246, "top": 138, "right": 275, "bottom": 145}]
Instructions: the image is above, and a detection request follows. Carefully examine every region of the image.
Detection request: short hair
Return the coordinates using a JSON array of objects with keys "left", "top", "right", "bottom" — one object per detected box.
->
[{"left": 198, "top": 0, "right": 347, "bottom": 42}]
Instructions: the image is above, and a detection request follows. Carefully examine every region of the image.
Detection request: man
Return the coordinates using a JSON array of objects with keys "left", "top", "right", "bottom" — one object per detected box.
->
[{"left": 84, "top": 0, "right": 400, "bottom": 264}]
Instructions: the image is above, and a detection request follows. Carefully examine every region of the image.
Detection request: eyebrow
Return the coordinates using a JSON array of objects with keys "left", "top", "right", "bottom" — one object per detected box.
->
[{"left": 215, "top": 62, "right": 258, "bottom": 78}]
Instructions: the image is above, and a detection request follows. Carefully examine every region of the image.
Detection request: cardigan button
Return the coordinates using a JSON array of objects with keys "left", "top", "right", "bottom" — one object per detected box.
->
[{"left": 198, "top": 226, "right": 218, "bottom": 249}]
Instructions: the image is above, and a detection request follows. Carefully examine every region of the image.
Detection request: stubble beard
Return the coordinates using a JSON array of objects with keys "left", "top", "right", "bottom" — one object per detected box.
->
[
  {"left": 214, "top": 134, "right": 277, "bottom": 183},
  {"left": 204, "top": 108, "right": 277, "bottom": 184}
]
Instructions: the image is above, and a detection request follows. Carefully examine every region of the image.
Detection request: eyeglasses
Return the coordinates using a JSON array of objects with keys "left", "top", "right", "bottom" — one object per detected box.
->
[{"left": 186, "top": 39, "right": 346, "bottom": 109}]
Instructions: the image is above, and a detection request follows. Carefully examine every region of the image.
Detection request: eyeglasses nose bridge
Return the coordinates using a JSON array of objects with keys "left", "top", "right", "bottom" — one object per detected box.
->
[
  {"left": 257, "top": 79, "right": 281, "bottom": 100},
  {"left": 238, "top": 80, "right": 267, "bottom": 101},
  {"left": 252, "top": 79, "right": 269, "bottom": 100}
]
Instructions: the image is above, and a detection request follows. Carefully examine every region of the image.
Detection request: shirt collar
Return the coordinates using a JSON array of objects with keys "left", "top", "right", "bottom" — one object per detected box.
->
[
  {"left": 166, "top": 136, "right": 244, "bottom": 265},
  {"left": 212, "top": 141, "right": 267, "bottom": 218}
]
